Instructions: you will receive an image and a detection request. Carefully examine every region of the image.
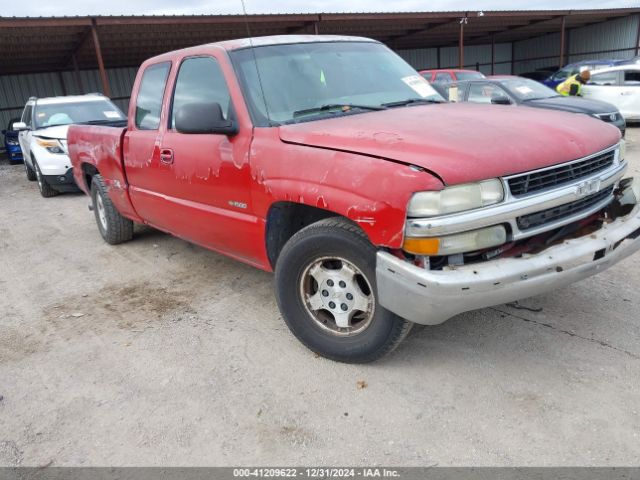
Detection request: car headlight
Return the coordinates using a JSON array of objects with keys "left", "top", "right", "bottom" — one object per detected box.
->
[
  {"left": 35, "top": 137, "right": 65, "bottom": 154},
  {"left": 619, "top": 139, "right": 625, "bottom": 163},
  {"left": 403, "top": 225, "right": 507, "bottom": 256},
  {"left": 7, "top": 139, "right": 19, "bottom": 145},
  {"left": 407, "top": 179, "right": 504, "bottom": 217}
]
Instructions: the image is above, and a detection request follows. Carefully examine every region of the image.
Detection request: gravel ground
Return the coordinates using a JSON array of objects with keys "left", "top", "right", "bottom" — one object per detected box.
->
[{"left": 0, "top": 127, "right": 639, "bottom": 467}]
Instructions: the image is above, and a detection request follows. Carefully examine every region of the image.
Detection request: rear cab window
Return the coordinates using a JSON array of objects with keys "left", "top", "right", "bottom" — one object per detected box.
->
[
  {"left": 434, "top": 72, "right": 453, "bottom": 83},
  {"left": 135, "top": 62, "right": 171, "bottom": 130},
  {"left": 455, "top": 71, "right": 484, "bottom": 81}
]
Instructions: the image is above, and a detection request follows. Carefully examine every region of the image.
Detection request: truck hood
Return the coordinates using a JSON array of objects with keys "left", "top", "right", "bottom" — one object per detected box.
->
[
  {"left": 525, "top": 96, "right": 620, "bottom": 115},
  {"left": 33, "top": 125, "right": 70, "bottom": 140},
  {"left": 278, "top": 103, "right": 621, "bottom": 185}
]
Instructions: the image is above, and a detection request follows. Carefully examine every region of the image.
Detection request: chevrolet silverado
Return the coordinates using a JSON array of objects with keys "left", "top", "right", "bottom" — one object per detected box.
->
[{"left": 67, "top": 35, "right": 640, "bottom": 363}]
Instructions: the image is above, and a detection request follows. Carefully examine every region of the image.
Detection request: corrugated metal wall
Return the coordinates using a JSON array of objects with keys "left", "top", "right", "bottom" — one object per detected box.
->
[
  {"left": 397, "top": 43, "right": 512, "bottom": 74},
  {"left": 512, "top": 14, "right": 639, "bottom": 73},
  {"left": 398, "top": 14, "right": 639, "bottom": 76},
  {"left": 0, "top": 67, "right": 136, "bottom": 133}
]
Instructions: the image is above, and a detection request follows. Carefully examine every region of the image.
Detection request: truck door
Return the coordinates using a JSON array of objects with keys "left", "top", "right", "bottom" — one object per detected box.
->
[{"left": 125, "top": 55, "right": 256, "bottom": 263}]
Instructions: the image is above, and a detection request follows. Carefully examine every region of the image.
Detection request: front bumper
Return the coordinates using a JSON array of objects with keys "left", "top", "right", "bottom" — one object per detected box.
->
[
  {"left": 377, "top": 178, "right": 640, "bottom": 325},
  {"left": 43, "top": 168, "right": 79, "bottom": 193}
]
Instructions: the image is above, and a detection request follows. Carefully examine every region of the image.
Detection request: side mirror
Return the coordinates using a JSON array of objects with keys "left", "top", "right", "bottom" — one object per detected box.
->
[
  {"left": 12, "top": 122, "right": 28, "bottom": 131},
  {"left": 491, "top": 95, "right": 512, "bottom": 105},
  {"left": 175, "top": 102, "right": 237, "bottom": 135}
]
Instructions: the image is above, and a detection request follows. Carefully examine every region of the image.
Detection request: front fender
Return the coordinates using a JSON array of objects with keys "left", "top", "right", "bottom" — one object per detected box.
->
[{"left": 250, "top": 130, "right": 444, "bottom": 248}]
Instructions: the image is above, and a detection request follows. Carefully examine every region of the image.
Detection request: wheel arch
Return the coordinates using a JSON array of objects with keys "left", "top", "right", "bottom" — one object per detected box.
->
[{"left": 265, "top": 201, "right": 347, "bottom": 269}]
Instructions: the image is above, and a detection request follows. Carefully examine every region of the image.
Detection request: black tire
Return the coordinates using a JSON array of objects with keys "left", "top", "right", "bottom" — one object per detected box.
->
[
  {"left": 33, "top": 158, "right": 59, "bottom": 198},
  {"left": 91, "top": 174, "right": 134, "bottom": 245},
  {"left": 275, "top": 217, "right": 412, "bottom": 363},
  {"left": 25, "top": 158, "right": 37, "bottom": 181}
]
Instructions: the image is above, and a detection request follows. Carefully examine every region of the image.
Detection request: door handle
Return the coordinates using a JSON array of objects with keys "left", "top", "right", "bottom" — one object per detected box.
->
[
  {"left": 621, "top": 91, "right": 633, "bottom": 96},
  {"left": 160, "top": 148, "right": 174, "bottom": 164}
]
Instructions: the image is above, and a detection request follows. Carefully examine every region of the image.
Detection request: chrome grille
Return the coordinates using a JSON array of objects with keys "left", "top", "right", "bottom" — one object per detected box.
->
[
  {"left": 517, "top": 186, "right": 614, "bottom": 231},
  {"left": 508, "top": 150, "right": 616, "bottom": 196}
]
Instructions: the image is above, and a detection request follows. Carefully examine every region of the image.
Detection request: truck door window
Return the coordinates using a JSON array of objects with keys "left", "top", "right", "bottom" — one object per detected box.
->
[
  {"left": 135, "top": 62, "right": 170, "bottom": 130},
  {"left": 170, "top": 56, "right": 231, "bottom": 129}
]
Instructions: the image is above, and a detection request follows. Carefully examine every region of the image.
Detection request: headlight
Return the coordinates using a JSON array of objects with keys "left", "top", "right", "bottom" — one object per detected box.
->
[
  {"left": 619, "top": 139, "right": 625, "bottom": 163},
  {"left": 407, "top": 179, "right": 504, "bottom": 217},
  {"left": 7, "top": 139, "right": 19, "bottom": 145},
  {"left": 35, "top": 137, "right": 65, "bottom": 154},
  {"left": 403, "top": 225, "right": 507, "bottom": 256}
]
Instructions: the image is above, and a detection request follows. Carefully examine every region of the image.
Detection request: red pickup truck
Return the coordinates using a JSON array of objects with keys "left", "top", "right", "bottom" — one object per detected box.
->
[{"left": 68, "top": 35, "right": 640, "bottom": 363}]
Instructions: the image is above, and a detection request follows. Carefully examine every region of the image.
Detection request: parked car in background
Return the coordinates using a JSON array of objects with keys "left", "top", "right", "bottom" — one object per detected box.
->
[
  {"left": 543, "top": 59, "right": 624, "bottom": 89},
  {"left": 14, "top": 94, "right": 126, "bottom": 197},
  {"left": 2, "top": 118, "right": 24, "bottom": 163},
  {"left": 519, "top": 68, "right": 557, "bottom": 82},
  {"left": 420, "top": 68, "right": 485, "bottom": 83},
  {"left": 450, "top": 76, "right": 626, "bottom": 135},
  {"left": 581, "top": 65, "right": 640, "bottom": 121},
  {"left": 67, "top": 35, "right": 638, "bottom": 363}
]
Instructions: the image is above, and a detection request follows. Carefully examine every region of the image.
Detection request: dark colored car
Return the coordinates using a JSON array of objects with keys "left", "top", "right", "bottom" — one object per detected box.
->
[
  {"left": 1, "top": 118, "right": 24, "bottom": 163},
  {"left": 452, "top": 76, "right": 626, "bottom": 136}
]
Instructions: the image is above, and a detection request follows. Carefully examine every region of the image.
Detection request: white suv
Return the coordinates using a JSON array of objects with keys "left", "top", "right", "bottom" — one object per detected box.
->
[{"left": 14, "top": 94, "right": 126, "bottom": 197}]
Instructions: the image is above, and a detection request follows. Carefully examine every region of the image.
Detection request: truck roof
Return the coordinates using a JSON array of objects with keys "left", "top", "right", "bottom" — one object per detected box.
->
[{"left": 143, "top": 35, "right": 379, "bottom": 64}]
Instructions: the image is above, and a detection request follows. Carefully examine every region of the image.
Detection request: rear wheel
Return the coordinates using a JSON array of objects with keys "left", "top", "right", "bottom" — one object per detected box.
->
[
  {"left": 91, "top": 174, "right": 134, "bottom": 245},
  {"left": 33, "top": 158, "right": 59, "bottom": 198},
  {"left": 275, "top": 217, "right": 412, "bottom": 363}
]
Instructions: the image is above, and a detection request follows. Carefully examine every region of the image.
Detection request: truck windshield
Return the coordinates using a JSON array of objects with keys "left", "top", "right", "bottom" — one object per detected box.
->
[
  {"left": 231, "top": 41, "right": 444, "bottom": 125},
  {"left": 34, "top": 99, "right": 125, "bottom": 129}
]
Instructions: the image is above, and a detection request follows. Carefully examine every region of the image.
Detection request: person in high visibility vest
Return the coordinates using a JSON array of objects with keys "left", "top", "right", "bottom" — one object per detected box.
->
[{"left": 556, "top": 70, "right": 591, "bottom": 96}]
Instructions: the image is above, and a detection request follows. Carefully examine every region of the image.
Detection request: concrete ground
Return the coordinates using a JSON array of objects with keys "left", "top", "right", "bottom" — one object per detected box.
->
[{"left": 0, "top": 127, "right": 639, "bottom": 467}]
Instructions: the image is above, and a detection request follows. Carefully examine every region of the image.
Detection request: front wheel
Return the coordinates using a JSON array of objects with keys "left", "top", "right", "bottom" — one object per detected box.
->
[
  {"left": 33, "top": 158, "right": 59, "bottom": 197},
  {"left": 275, "top": 218, "right": 412, "bottom": 363},
  {"left": 25, "top": 158, "right": 36, "bottom": 181},
  {"left": 91, "top": 174, "right": 134, "bottom": 245}
]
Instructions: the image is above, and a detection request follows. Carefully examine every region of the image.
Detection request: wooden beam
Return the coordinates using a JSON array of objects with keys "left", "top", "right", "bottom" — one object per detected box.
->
[{"left": 90, "top": 18, "right": 111, "bottom": 97}]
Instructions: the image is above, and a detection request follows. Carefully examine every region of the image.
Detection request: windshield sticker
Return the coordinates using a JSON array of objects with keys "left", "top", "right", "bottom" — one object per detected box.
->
[
  {"left": 448, "top": 86, "right": 459, "bottom": 102},
  {"left": 103, "top": 111, "right": 122, "bottom": 119},
  {"left": 402, "top": 75, "right": 437, "bottom": 98},
  {"left": 515, "top": 86, "right": 533, "bottom": 94}
]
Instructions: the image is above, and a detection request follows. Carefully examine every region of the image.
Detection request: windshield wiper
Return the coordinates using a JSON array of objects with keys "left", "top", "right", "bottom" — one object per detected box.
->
[
  {"left": 382, "top": 98, "right": 444, "bottom": 108},
  {"left": 293, "top": 103, "right": 386, "bottom": 118}
]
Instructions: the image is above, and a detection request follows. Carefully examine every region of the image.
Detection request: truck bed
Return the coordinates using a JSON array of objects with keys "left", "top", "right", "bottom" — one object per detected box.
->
[{"left": 67, "top": 124, "right": 142, "bottom": 223}]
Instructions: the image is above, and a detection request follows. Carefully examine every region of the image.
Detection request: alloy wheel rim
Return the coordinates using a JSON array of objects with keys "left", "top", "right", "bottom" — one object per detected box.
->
[
  {"left": 96, "top": 193, "right": 108, "bottom": 231},
  {"left": 299, "top": 256, "right": 375, "bottom": 336}
]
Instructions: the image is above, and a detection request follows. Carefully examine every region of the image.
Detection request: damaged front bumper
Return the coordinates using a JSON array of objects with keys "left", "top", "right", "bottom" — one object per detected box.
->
[{"left": 376, "top": 178, "right": 640, "bottom": 325}]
